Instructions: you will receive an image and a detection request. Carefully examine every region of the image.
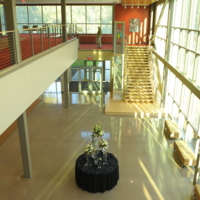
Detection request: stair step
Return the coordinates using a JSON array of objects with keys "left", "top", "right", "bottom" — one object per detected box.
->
[
  {"left": 127, "top": 72, "right": 152, "bottom": 75},
  {"left": 127, "top": 59, "right": 150, "bottom": 61},
  {"left": 126, "top": 91, "right": 154, "bottom": 94},
  {"left": 126, "top": 71, "right": 152, "bottom": 73},
  {"left": 126, "top": 71, "right": 152, "bottom": 72},
  {"left": 126, "top": 68, "right": 151, "bottom": 70},
  {"left": 126, "top": 79, "right": 153, "bottom": 81},
  {"left": 124, "top": 97, "right": 154, "bottom": 101},
  {"left": 126, "top": 52, "right": 150, "bottom": 54},
  {"left": 126, "top": 88, "right": 153, "bottom": 91},
  {"left": 125, "top": 93, "right": 154, "bottom": 95},
  {"left": 126, "top": 82, "right": 153, "bottom": 84},
  {"left": 124, "top": 46, "right": 155, "bottom": 102},
  {"left": 125, "top": 96, "right": 154, "bottom": 101},
  {"left": 124, "top": 99, "right": 154, "bottom": 103},
  {"left": 126, "top": 53, "right": 151, "bottom": 54},
  {"left": 126, "top": 63, "right": 150, "bottom": 65},
  {"left": 126, "top": 60, "right": 150, "bottom": 62},
  {"left": 125, "top": 52, "right": 149, "bottom": 54},
  {"left": 126, "top": 77, "right": 153, "bottom": 79},
  {"left": 126, "top": 86, "right": 153, "bottom": 89},
  {"left": 126, "top": 49, "right": 148, "bottom": 51},
  {"left": 127, "top": 79, "right": 152, "bottom": 82},
  {"left": 126, "top": 72, "right": 152, "bottom": 74},
  {"left": 125, "top": 83, "right": 153, "bottom": 86},
  {"left": 126, "top": 75, "right": 152, "bottom": 77}
]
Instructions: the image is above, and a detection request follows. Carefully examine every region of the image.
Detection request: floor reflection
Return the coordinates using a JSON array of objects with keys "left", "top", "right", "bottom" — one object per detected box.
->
[
  {"left": 43, "top": 92, "right": 62, "bottom": 104},
  {"left": 0, "top": 88, "right": 196, "bottom": 200},
  {"left": 71, "top": 93, "right": 105, "bottom": 105},
  {"left": 43, "top": 91, "right": 105, "bottom": 106}
]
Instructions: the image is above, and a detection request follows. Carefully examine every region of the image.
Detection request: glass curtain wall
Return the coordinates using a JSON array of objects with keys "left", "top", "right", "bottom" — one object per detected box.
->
[
  {"left": 15, "top": 5, "right": 112, "bottom": 34},
  {"left": 154, "top": 2, "right": 169, "bottom": 58},
  {"left": 154, "top": 0, "right": 200, "bottom": 152},
  {"left": 66, "top": 5, "right": 112, "bottom": 34},
  {"left": 16, "top": 5, "right": 62, "bottom": 29},
  {"left": 153, "top": 2, "right": 169, "bottom": 101}
]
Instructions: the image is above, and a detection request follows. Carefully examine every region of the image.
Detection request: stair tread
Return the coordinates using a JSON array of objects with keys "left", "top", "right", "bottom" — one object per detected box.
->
[{"left": 124, "top": 46, "right": 155, "bottom": 102}]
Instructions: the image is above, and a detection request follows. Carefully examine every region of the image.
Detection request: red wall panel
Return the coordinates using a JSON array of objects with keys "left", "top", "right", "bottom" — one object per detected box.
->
[
  {"left": 114, "top": 4, "right": 150, "bottom": 44},
  {"left": 78, "top": 34, "right": 113, "bottom": 44}
]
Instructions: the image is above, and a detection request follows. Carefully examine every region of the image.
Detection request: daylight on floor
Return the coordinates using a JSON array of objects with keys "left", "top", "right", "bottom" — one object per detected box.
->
[{"left": 1, "top": 0, "right": 200, "bottom": 200}]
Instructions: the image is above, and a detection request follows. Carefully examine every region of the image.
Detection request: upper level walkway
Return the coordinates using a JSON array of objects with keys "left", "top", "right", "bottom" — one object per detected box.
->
[{"left": 0, "top": 24, "right": 77, "bottom": 72}]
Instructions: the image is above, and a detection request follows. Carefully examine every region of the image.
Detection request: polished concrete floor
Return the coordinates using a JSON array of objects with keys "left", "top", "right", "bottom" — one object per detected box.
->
[{"left": 0, "top": 93, "right": 197, "bottom": 200}]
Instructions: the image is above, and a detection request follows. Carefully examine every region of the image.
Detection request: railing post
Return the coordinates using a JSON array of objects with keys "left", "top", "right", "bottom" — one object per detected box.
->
[
  {"left": 55, "top": 26, "right": 57, "bottom": 46},
  {"left": 54, "top": 26, "right": 56, "bottom": 46},
  {"left": 40, "top": 28, "right": 43, "bottom": 52},
  {"left": 48, "top": 26, "right": 51, "bottom": 49},
  {"left": 30, "top": 29, "right": 34, "bottom": 56},
  {"left": 60, "top": 25, "right": 62, "bottom": 44}
]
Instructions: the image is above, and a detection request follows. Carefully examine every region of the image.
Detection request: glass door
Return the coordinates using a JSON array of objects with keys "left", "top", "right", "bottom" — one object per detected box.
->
[
  {"left": 78, "top": 67, "right": 90, "bottom": 92},
  {"left": 78, "top": 66, "right": 102, "bottom": 93},
  {"left": 91, "top": 67, "right": 102, "bottom": 92}
]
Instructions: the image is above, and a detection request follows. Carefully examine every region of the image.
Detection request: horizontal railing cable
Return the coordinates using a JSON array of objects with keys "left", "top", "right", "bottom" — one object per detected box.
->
[{"left": 0, "top": 24, "right": 77, "bottom": 72}]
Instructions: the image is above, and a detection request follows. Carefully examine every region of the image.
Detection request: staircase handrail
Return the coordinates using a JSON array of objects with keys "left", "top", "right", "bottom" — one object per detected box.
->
[
  {"left": 148, "top": 45, "right": 156, "bottom": 101},
  {"left": 123, "top": 44, "right": 129, "bottom": 94}
]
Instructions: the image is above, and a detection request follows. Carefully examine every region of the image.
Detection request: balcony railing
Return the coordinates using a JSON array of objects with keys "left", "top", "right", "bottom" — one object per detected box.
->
[
  {"left": 0, "top": 24, "right": 77, "bottom": 72},
  {"left": 78, "top": 34, "right": 113, "bottom": 50}
]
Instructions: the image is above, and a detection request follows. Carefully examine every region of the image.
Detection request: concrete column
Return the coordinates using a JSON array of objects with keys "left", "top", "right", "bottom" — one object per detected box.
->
[
  {"left": 4, "top": 0, "right": 21, "bottom": 64},
  {"left": 61, "top": 0, "right": 67, "bottom": 42},
  {"left": 61, "top": 69, "right": 70, "bottom": 108},
  {"left": 17, "top": 112, "right": 33, "bottom": 179}
]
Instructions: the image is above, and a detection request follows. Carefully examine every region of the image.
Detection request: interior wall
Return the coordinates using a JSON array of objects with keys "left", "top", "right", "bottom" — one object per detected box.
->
[
  {"left": 114, "top": 4, "right": 150, "bottom": 44},
  {"left": 0, "top": 40, "right": 78, "bottom": 135}
]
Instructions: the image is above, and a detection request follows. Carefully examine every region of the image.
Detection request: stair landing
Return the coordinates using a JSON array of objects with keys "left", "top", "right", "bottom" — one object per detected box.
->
[{"left": 105, "top": 92, "right": 166, "bottom": 117}]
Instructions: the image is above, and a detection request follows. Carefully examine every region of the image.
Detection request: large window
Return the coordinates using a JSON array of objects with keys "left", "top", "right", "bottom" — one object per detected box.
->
[
  {"left": 87, "top": 6, "right": 100, "bottom": 23},
  {"left": 15, "top": 5, "right": 113, "bottom": 34},
  {"left": 68, "top": 5, "right": 113, "bottom": 34},
  {"left": 16, "top": 6, "right": 28, "bottom": 24},
  {"left": 154, "top": 2, "right": 168, "bottom": 57},
  {"left": 28, "top": 6, "right": 42, "bottom": 24},
  {"left": 72, "top": 6, "right": 86, "bottom": 23},
  {"left": 189, "top": 0, "right": 200, "bottom": 30},
  {"left": 155, "top": 0, "right": 200, "bottom": 152},
  {"left": 43, "top": 6, "right": 57, "bottom": 24}
]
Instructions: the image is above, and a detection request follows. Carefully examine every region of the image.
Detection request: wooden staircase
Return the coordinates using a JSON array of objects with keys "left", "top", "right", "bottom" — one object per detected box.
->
[{"left": 124, "top": 46, "right": 155, "bottom": 102}]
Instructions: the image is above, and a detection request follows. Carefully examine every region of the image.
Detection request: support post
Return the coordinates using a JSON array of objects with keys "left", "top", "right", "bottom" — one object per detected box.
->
[
  {"left": 4, "top": 0, "right": 21, "bottom": 64},
  {"left": 61, "top": 0, "right": 67, "bottom": 42},
  {"left": 193, "top": 149, "right": 200, "bottom": 185},
  {"left": 160, "top": 0, "right": 174, "bottom": 108},
  {"left": 61, "top": 69, "right": 70, "bottom": 108},
  {"left": 17, "top": 112, "right": 33, "bottom": 179}
]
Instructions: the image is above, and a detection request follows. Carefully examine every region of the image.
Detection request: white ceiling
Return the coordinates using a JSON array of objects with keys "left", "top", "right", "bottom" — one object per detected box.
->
[{"left": 0, "top": 0, "right": 122, "bottom": 4}]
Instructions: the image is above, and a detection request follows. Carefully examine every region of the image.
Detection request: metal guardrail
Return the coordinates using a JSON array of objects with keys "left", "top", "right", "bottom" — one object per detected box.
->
[
  {"left": 0, "top": 24, "right": 77, "bottom": 72},
  {"left": 78, "top": 34, "right": 113, "bottom": 49},
  {"left": 0, "top": 30, "right": 16, "bottom": 70}
]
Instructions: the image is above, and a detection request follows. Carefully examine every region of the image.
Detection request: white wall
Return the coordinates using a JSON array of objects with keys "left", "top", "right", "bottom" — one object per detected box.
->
[{"left": 0, "top": 39, "right": 78, "bottom": 134}]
